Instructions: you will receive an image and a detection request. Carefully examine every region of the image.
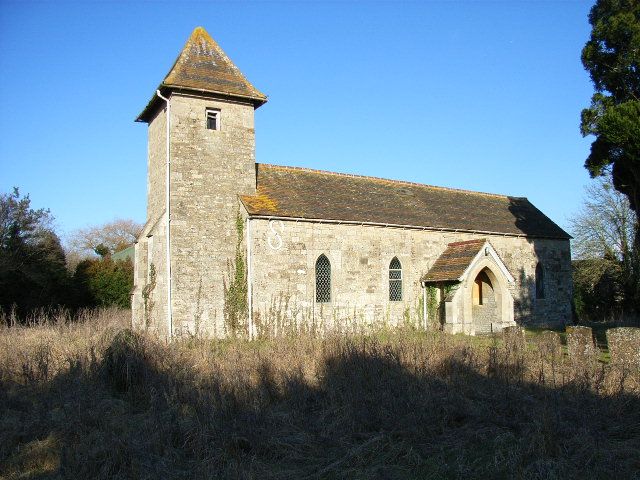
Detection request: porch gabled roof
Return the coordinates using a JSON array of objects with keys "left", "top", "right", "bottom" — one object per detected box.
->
[
  {"left": 422, "top": 239, "right": 514, "bottom": 284},
  {"left": 421, "top": 239, "right": 486, "bottom": 283}
]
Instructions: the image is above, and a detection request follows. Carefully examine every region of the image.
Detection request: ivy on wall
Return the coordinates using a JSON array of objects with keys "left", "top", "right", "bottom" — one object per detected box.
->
[
  {"left": 223, "top": 213, "right": 248, "bottom": 337},
  {"left": 425, "top": 283, "right": 457, "bottom": 328},
  {"left": 142, "top": 263, "right": 156, "bottom": 330}
]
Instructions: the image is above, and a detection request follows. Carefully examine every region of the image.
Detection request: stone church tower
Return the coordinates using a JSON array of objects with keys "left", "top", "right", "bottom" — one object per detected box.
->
[{"left": 132, "top": 27, "right": 267, "bottom": 338}]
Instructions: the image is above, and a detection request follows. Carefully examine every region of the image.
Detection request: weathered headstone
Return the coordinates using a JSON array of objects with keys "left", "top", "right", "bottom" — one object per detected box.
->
[
  {"left": 535, "top": 330, "right": 562, "bottom": 359},
  {"left": 606, "top": 327, "right": 640, "bottom": 369},
  {"left": 502, "top": 325, "right": 526, "bottom": 352},
  {"left": 566, "top": 327, "right": 600, "bottom": 388},
  {"left": 566, "top": 326, "right": 596, "bottom": 359}
]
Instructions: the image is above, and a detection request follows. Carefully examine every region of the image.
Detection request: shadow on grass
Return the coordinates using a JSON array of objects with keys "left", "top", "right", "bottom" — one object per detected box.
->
[{"left": 1, "top": 333, "right": 639, "bottom": 480}]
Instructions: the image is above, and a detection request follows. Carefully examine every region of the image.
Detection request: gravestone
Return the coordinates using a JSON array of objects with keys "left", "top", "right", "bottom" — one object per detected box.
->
[
  {"left": 535, "top": 330, "right": 562, "bottom": 359},
  {"left": 502, "top": 325, "right": 526, "bottom": 352},
  {"left": 566, "top": 326, "right": 596, "bottom": 359},
  {"left": 606, "top": 327, "right": 640, "bottom": 369}
]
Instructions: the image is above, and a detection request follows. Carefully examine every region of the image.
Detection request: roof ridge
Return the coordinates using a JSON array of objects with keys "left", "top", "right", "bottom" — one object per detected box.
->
[
  {"left": 448, "top": 239, "right": 486, "bottom": 247},
  {"left": 257, "top": 163, "right": 523, "bottom": 200}
]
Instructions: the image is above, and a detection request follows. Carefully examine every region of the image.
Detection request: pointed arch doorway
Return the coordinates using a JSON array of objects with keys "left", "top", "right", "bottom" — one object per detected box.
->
[{"left": 472, "top": 267, "right": 500, "bottom": 334}]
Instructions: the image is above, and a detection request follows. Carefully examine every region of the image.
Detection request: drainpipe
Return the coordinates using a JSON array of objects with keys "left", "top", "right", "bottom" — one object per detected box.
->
[
  {"left": 247, "top": 217, "right": 254, "bottom": 340},
  {"left": 156, "top": 90, "right": 173, "bottom": 341}
]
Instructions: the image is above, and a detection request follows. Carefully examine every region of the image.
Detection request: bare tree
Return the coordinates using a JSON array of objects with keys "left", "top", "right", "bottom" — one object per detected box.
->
[
  {"left": 67, "top": 218, "right": 142, "bottom": 262},
  {"left": 570, "top": 175, "right": 636, "bottom": 262},
  {"left": 570, "top": 174, "right": 639, "bottom": 320}
]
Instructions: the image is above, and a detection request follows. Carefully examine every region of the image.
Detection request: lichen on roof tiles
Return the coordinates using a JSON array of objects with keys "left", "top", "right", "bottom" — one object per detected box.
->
[
  {"left": 162, "top": 27, "right": 266, "bottom": 103},
  {"left": 137, "top": 27, "right": 266, "bottom": 122},
  {"left": 240, "top": 187, "right": 279, "bottom": 214}
]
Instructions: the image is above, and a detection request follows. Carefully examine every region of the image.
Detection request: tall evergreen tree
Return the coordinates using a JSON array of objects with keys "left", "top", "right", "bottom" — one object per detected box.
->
[
  {"left": 581, "top": 0, "right": 640, "bottom": 312},
  {"left": 581, "top": 0, "right": 640, "bottom": 214}
]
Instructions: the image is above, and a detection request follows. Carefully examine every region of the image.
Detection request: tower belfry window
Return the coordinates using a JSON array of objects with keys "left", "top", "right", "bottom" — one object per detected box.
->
[{"left": 206, "top": 109, "right": 220, "bottom": 130}]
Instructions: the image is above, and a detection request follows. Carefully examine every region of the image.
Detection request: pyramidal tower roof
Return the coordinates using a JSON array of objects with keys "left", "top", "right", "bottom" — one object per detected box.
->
[{"left": 137, "top": 27, "right": 267, "bottom": 121}]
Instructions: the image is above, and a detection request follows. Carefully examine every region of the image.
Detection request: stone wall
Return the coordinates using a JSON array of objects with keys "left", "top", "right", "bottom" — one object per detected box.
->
[
  {"left": 517, "top": 239, "right": 573, "bottom": 327},
  {"left": 132, "top": 217, "right": 168, "bottom": 337},
  {"left": 133, "top": 103, "right": 170, "bottom": 338},
  {"left": 168, "top": 93, "right": 256, "bottom": 337},
  {"left": 146, "top": 106, "right": 166, "bottom": 221},
  {"left": 249, "top": 218, "right": 572, "bottom": 333}
]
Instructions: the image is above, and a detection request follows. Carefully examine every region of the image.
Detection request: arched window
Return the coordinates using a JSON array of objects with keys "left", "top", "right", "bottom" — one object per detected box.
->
[
  {"left": 315, "top": 254, "right": 331, "bottom": 303},
  {"left": 535, "top": 263, "right": 545, "bottom": 299},
  {"left": 389, "top": 257, "right": 402, "bottom": 301}
]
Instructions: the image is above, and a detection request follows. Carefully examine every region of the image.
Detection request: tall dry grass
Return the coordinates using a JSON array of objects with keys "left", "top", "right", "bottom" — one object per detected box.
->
[{"left": 0, "top": 310, "right": 639, "bottom": 479}]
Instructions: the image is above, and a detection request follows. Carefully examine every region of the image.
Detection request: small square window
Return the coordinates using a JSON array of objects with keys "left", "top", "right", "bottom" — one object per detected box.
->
[{"left": 206, "top": 109, "right": 220, "bottom": 130}]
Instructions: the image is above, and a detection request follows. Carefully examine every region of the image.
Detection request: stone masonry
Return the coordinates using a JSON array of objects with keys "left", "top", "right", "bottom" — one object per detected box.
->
[
  {"left": 132, "top": 92, "right": 257, "bottom": 338},
  {"left": 247, "top": 219, "right": 572, "bottom": 336}
]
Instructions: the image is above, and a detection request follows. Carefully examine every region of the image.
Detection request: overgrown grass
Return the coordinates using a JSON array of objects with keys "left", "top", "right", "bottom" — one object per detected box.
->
[{"left": 0, "top": 310, "right": 639, "bottom": 479}]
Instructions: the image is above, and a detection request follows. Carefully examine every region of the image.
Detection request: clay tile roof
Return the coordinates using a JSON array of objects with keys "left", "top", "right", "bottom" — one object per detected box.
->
[
  {"left": 240, "top": 164, "right": 571, "bottom": 239},
  {"left": 137, "top": 27, "right": 267, "bottom": 122},
  {"left": 421, "top": 239, "right": 486, "bottom": 283}
]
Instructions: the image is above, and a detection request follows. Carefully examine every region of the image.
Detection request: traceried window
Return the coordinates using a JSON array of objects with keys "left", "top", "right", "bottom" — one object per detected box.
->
[
  {"left": 315, "top": 254, "right": 331, "bottom": 303},
  {"left": 206, "top": 108, "right": 220, "bottom": 130},
  {"left": 389, "top": 257, "right": 402, "bottom": 301},
  {"left": 535, "top": 262, "right": 545, "bottom": 299}
]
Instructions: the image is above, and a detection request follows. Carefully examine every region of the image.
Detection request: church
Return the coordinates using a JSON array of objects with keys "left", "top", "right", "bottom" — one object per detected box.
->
[{"left": 132, "top": 27, "right": 572, "bottom": 339}]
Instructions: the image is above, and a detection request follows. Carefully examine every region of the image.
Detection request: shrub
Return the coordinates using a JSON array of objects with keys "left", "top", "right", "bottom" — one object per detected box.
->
[
  {"left": 102, "top": 329, "right": 147, "bottom": 393},
  {"left": 74, "top": 257, "right": 134, "bottom": 309}
]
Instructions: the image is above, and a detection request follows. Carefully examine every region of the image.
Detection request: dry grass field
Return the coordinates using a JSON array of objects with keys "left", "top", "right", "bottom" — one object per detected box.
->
[{"left": 0, "top": 309, "right": 639, "bottom": 479}]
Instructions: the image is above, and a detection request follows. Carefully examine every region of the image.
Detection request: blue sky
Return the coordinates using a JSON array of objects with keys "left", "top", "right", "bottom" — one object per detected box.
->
[{"left": 0, "top": 1, "right": 595, "bottom": 241}]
